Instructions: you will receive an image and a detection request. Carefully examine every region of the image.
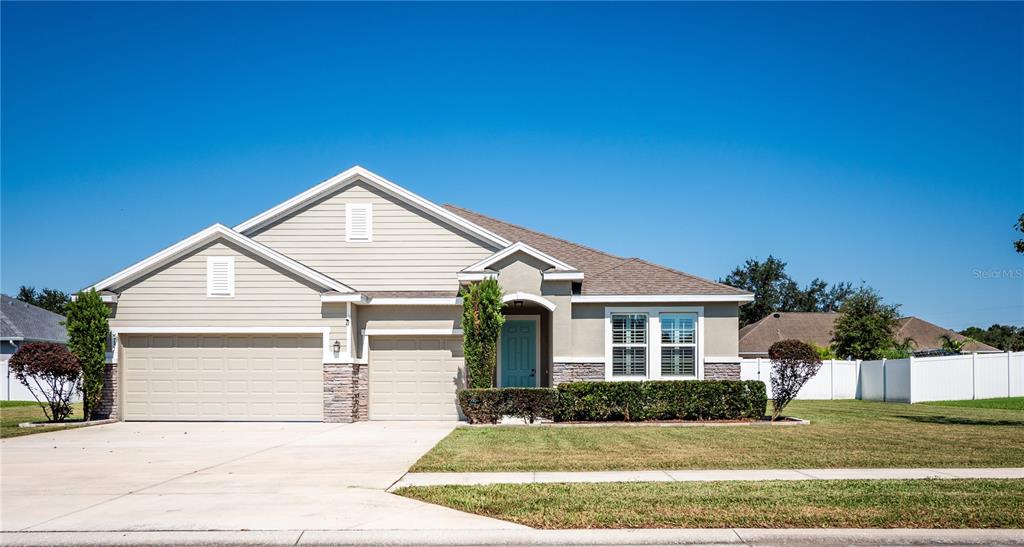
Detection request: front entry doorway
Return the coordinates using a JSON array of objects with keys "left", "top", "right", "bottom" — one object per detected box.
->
[{"left": 499, "top": 317, "right": 538, "bottom": 387}]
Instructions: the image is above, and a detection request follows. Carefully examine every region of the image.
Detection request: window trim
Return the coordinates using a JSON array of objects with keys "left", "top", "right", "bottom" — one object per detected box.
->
[
  {"left": 609, "top": 312, "right": 649, "bottom": 378},
  {"left": 659, "top": 312, "right": 698, "bottom": 378},
  {"left": 604, "top": 306, "right": 704, "bottom": 381},
  {"left": 206, "top": 256, "right": 235, "bottom": 297},
  {"left": 345, "top": 203, "right": 373, "bottom": 242}
]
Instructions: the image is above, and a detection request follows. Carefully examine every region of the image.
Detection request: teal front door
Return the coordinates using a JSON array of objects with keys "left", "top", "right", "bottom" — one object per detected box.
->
[{"left": 500, "top": 319, "right": 537, "bottom": 387}]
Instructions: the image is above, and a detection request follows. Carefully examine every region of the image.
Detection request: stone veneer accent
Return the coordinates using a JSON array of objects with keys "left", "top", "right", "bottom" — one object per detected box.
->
[
  {"left": 704, "top": 362, "right": 741, "bottom": 381},
  {"left": 323, "top": 363, "right": 368, "bottom": 423},
  {"left": 552, "top": 362, "right": 604, "bottom": 385},
  {"left": 94, "top": 362, "right": 119, "bottom": 419}
]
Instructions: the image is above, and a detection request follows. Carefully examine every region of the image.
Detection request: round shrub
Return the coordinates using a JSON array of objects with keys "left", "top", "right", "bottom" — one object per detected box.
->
[{"left": 768, "top": 339, "right": 822, "bottom": 421}]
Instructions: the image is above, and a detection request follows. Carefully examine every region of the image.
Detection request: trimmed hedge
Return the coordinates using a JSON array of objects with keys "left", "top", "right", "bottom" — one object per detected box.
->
[
  {"left": 458, "top": 388, "right": 558, "bottom": 424},
  {"left": 554, "top": 380, "right": 767, "bottom": 422}
]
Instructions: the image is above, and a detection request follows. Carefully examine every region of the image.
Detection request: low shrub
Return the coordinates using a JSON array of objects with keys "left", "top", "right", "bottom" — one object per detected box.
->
[
  {"left": 457, "top": 388, "right": 558, "bottom": 424},
  {"left": 554, "top": 380, "right": 767, "bottom": 422}
]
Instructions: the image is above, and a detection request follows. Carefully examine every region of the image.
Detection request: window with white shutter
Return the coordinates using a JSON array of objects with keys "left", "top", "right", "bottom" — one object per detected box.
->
[
  {"left": 206, "top": 257, "right": 235, "bottom": 297},
  {"left": 660, "top": 313, "right": 697, "bottom": 377},
  {"left": 611, "top": 313, "right": 647, "bottom": 376},
  {"left": 346, "top": 203, "right": 373, "bottom": 242}
]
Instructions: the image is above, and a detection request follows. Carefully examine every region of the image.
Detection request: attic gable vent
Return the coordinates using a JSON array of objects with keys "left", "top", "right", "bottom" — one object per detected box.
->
[
  {"left": 206, "top": 257, "right": 235, "bottom": 297},
  {"left": 346, "top": 203, "right": 373, "bottom": 242}
]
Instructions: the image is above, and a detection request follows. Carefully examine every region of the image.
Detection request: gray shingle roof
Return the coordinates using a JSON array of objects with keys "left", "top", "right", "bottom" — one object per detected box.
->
[
  {"left": 443, "top": 205, "right": 749, "bottom": 297},
  {"left": 0, "top": 294, "right": 68, "bottom": 344}
]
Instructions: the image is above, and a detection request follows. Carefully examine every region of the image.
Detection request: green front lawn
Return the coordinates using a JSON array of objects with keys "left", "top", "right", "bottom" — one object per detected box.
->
[
  {"left": 0, "top": 400, "right": 84, "bottom": 438},
  {"left": 918, "top": 397, "right": 1024, "bottom": 411},
  {"left": 397, "top": 479, "right": 1024, "bottom": 529},
  {"left": 412, "top": 400, "right": 1024, "bottom": 472}
]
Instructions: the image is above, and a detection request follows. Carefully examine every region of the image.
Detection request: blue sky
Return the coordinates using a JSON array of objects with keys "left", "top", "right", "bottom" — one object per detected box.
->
[{"left": 2, "top": 2, "right": 1022, "bottom": 330}]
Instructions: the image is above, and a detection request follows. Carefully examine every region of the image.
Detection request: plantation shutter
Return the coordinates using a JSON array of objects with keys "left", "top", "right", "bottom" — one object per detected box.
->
[
  {"left": 611, "top": 313, "right": 647, "bottom": 376},
  {"left": 346, "top": 203, "right": 373, "bottom": 242},
  {"left": 206, "top": 257, "right": 234, "bottom": 296}
]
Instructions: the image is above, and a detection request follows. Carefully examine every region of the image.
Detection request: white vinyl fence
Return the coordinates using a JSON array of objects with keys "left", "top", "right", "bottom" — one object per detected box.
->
[{"left": 741, "top": 351, "right": 1024, "bottom": 403}]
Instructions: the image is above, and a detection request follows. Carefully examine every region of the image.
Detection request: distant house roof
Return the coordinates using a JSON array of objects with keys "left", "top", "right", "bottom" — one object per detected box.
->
[
  {"left": 894, "top": 316, "right": 1000, "bottom": 354},
  {"left": 738, "top": 312, "right": 1000, "bottom": 356},
  {"left": 0, "top": 294, "right": 68, "bottom": 344},
  {"left": 443, "top": 205, "right": 751, "bottom": 297}
]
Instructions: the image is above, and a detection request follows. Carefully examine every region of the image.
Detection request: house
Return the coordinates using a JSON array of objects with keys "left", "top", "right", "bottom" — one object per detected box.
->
[
  {"left": 87, "top": 166, "right": 753, "bottom": 422},
  {"left": 1, "top": 294, "right": 70, "bottom": 401},
  {"left": 738, "top": 311, "right": 1000, "bottom": 358}
]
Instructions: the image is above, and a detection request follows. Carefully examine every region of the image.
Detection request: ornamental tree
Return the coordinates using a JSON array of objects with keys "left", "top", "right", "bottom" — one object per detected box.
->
[
  {"left": 8, "top": 342, "right": 82, "bottom": 422},
  {"left": 65, "top": 289, "right": 110, "bottom": 419},
  {"left": 768, "top": 339, "right": 822, "bottom": 421},
  {"left": 461, "top": 278, "right": 505, "bottom": 389}
]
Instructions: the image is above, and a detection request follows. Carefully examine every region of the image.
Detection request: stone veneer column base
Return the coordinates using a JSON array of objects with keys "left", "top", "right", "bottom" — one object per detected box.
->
[
  {"left": 704, "top": 362, "right": 741, "bottom": 380},
  {"left": 552, "top": 362, "right": 604, "bottom": 385},
  {"left": 94, "top": 362, "right": 119, "bottom": 419},
  {"left": 324, "top": 363, "right": 369, "bottom": 423}
]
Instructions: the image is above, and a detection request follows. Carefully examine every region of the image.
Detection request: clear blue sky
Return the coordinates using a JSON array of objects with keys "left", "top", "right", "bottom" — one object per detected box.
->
[{"left": 2, "top": 2, "right": 1022, "bottom": 330}]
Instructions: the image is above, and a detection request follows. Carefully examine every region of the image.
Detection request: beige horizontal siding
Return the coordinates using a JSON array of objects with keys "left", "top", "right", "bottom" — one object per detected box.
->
[
  {"left": 250, "top": 182, "right": 497, "bottom": 291},
  {"left": 111, "top": 240, "right": 348, "bottom": 355}
]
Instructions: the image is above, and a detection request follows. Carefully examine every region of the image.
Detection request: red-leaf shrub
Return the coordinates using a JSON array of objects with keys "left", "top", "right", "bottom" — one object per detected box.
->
[
  {"left": 768, "top": 339, "right": 822, "bottom": 421},
  {"left": 8, "top": 342, "right": 81, "bottom": 422}
]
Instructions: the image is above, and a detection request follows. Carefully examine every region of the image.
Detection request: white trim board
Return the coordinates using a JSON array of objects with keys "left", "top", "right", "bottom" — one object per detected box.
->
[
  {"left": 706, "top": 356, "right": 743, "bottom": 364},
  {"left": 361, "top": 328, "right": 463, "bottom": 337},
  {"left": 233, "top": 166, "right": 511, "bottom": 248},
  {"left": 90, "top": 224, "right": 355, "bottom": 294},
  {"left": 367, "top": 297, "right": 463, "bottom": 306},
  {"left": 110, "top": 326, "right": 346, "bottom": 365},
  {"left": 463, "top": 241, "right": 577, "bottom": 273},
  {"left": 456, "top": 272, "right": 497, "bottom": 282},
  {"left": 554, "top": 356, "right": 605, "bottom": 364},
  {"left": 573, "top": 294, "right": 754, "bottom": 303}
]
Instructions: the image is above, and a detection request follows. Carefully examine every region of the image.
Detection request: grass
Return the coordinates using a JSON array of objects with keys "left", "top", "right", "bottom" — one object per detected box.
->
[
  {"left": 918, "top": 397, "right": 1024, "bottom": 411},
  {"left": 0, "top": 400, "right": 84, "bottom": 438},
  {"left": 397, "top": 479, "right": 1024, "bottom": 529},
  {"left": 411, "top": 400, "right": 1024, "bottom": 472}
]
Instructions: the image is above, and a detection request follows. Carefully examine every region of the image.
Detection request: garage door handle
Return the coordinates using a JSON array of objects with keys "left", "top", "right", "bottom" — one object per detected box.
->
[{"left": 531, "top": 368, "right": 535, "bottom": 376}]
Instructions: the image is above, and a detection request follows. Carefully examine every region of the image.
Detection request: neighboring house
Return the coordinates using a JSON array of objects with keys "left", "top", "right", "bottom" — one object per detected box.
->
[
  {"left": 87, "top": 166, "right": 753, "bottom": 423},
  {"left": 1, "top": 294, "right": 70, "bottom": 401},
  {"left": 738, "top": 311, "right": 1000, "bottom": 358}
]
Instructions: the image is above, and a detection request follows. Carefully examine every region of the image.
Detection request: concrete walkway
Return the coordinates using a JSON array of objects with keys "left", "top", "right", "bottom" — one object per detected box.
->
[
  {"left": 393, "top": 467, "right": 1024, "bottom": 489},
  {"left": 3, "top": 528, "right": 1023, "bottom": 546}
]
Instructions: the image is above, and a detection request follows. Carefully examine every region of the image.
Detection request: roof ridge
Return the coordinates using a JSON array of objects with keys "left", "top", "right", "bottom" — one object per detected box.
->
[{"left": 443, "top": 204, "right": 629, "bottom": 263}]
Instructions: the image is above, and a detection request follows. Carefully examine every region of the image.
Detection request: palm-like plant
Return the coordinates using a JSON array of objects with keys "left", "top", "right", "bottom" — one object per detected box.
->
[{"left": 939, "top": 334, "right": 973, "bottom": 354}]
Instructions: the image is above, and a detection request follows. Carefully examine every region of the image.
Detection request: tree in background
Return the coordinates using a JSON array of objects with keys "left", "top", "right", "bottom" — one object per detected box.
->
[
  {"left": 961, "top": 324, "right": 1024, "bottom": 352},
  {"left": 1014, "top": 213, "right": 1024, "bottom": 254},
  {"left": 461, "top": 278, "right": 505, "bottom": 389},
  {"left": 720, "top": 256, "right": 854, "bottom": 327},
  {"left": 831, "top": 286, "right": 901, "bottom": 360},
  {"left": 65, "top": 289, "right": 110, "bottom": 419},
  {"left": 16, "top": 286, "right": 72, "bottom": 315},
  {"left": 8, "top": 342, "right": 81, "bottom": 422},
  {"left": 768, "top": 339, "right": 822, "bottom": 421}
]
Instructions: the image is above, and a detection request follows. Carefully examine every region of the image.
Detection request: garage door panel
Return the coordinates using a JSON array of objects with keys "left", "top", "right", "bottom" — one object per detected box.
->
[
  {"left": 369, "top": 336, "right": 464, "bottom": 421},
  {"left": 122, "top": 334, "right": 323, "bottom": 421}
]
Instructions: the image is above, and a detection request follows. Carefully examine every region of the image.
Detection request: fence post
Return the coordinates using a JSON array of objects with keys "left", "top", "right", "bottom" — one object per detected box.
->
[
  {"left": 972, "top": 352, "right": 977, "bottom": 400},
  {"left": 908, "top": 355, "right": 914, "bottom": 403},
  {"left": 882, "top": 358, "right": 887, "bottom": 402},
  {"left": 829, "top": 359, "right": 835, "bottom": 400},
  {"left": 1009, "top": 352, "right": 1013, "bottom": 399}
]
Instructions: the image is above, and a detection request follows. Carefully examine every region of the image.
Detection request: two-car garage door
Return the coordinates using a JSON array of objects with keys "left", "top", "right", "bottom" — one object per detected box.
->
[{"left": 121, "top": 334, "right": 323, "bottom": 421}]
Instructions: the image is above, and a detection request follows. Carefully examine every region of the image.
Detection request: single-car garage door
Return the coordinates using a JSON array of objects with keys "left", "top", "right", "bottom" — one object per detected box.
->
[
  {"left": 121, "top": 334, "right": 323, "bottom": 421},
  {"left": 369, "top": 337, "right": 464, "bottom": 420}
]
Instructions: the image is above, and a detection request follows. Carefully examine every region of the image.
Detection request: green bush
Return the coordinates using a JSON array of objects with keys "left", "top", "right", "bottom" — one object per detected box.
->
[
  {"left": 458, "top": 388, "right": 558, "bottom": 424},
  {"left": 554, "top": 380, "right": 767, "bottom": 422}
]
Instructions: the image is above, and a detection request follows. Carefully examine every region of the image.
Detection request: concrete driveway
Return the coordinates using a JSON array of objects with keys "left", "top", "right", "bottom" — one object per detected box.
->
[{"left": 1, "top": 421, "right": 523, "bottom": 532}]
